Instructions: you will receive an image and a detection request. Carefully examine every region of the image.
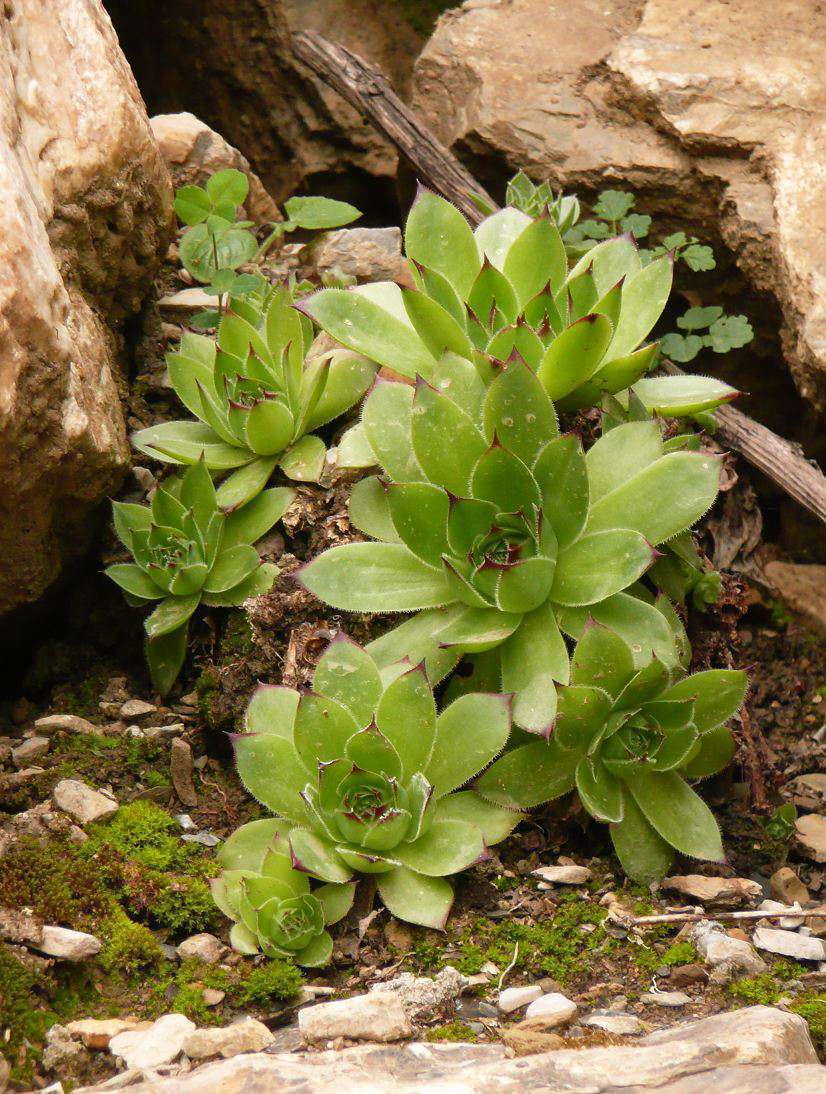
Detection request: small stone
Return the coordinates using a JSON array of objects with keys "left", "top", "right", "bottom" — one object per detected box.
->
[
  {"left": 795, "top": 814, "right": 826, "bottom": 862},
  {"left": 307, "top": 227, "right": 404, "bottom": 283},
  {"left": 759, "top": 898, "right": 806, "bottom": 929},
  {"left": 500, "top": 1022, "right": 564, "bottom": 1055},
  {"left": 532, "top": 863, "right": 592, "bottom": 886},
  {"left": 109, "top": 1013, "right": 195, "bottom": 1070},
  {"left": 43, "top": 1024, "right": 83, "bottom": 1070},
  {"left": 805, "top": 904, "right": 826, "bottom": 937},
  {"left": 37, "top": 925, "right": 102, "bottom": 961},
  {"left": 753, "top": 926, "right": 826, "bottom": 962},
  {"left": 689, "top": 920, "right": 767, "bottom": 983},
  {"left": 34, "top": 714, "right": 98, "bottom": 736},
  {"left": 181, "top": 831, "right": 221, "bottom": 847},
  {"left": 0, "top": 906, "right": 43, "bottom": 946},
  {"left": 784, "top": 772, "right": 826, "bottom": 811},
  {"left": 52, "top": 779, "right": 118, "bottom": 825},
  {"left": 183, "top": 1016, "right": 274, "bottom": 1059},
  {"left": 523, "top": 992, "right": 577, "bottom": 1028},
  {"left": 67, "top": 1018, "right": 145, "bottom": 1050},
  {"left": 170, "top": 738, "right": 198, "bottom": 807},
  {"left": 175, "top": 814, "right": 198, "bottom": 831},
  {"left": 582, "top": 1011, "right": 644, "bottom": 1035},
  {"left": 498, "top": 984, "right": 543, "bottom": 1013},
  {"left": 144, "top": 722, "right": 186, "bottom": 738},
  {"left": 120, "top": 699, "right": 157, "bottom": 720},
  {"left": 158, "top": 287, "right": 218, "bottom": 313},
  {"left": 661, "top": 874, "right": 762, "bottom": 909},
  {"left": 641, "top": 990, "right": 691, "bottom": 1007},
  {"left": 537, "top": 977, "right": 563, "bottom": 995},
  {"left": 368, "top": 967, "right": 467, "bottom": 1022},
  {"left": 299, "top": 992, "right": 413, "bottom": 1043},
  {"left": 12, "top": 736, "right": 50, "bottom": 766},
  {"left": 771, "top": 866, "right": 811, "bottom": 906},
  {"left": 175, "top": 933, "right": 227, "bottom": 964},
  {"left": 202, "top": 988, "right": 225, "bottom": 1007},
  {"left": 669, "top": 963, "right": 708, "bottom": 987}
]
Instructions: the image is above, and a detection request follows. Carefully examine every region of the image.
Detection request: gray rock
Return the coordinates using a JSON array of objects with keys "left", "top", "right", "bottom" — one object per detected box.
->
[
  {"left": 109, "top": 1014, "right": 196, "bottom": 1070},
  {"left": 299, "top": 991, "right": 414, "bottom": 1043},
  {"left": 72, "top": 1005, "right": 821, "bottom": 1092},
  {"left": 497, "top": 984, "right": 543, "bottom": 1014},
  {"left": 12, "top": 736, "right": 50, "bottom": 766},
  {"left": 52, "top": 779, "right": 118, "bottom": 825},
  {"left": 689, "top": 920, "right": 768, "bottom": 983},
  {"left": 170, "top": 738, "right": 198, "bottom": 807},
  {"left": 641, "top": 991, "right": 692, "bottom": 1007},
  {"left": 661, "top": 875, "right": 762, "bottom": 909},
  {"left": 181, "top": 831, "right": 221, "bottom": 847},
  {"left": 0, "top": 906, "right": 44, "bottom": 946},
  {"left": 119, "top": 700, "right": 157, "bottom": 720},
  {"left": 532, "top": 863, "right": 592, "bottom": 886},
  {"left": 175, "top": 933, "right": 227, "bottom": 965},
  {"left": 523, "top": 992, "right": 578, "bottom": 1027},
  {"left": 369, "top": 967, "right": 468, "bottom": 1022},
  {"left": 753, "top": 927, "right": 826, "bottom": 962},
  {"left": 759, "top": 898, "right": 806, "bottom": 929},
  {"left": 43, "top": 1024, "right": 83, "bottom": 1070},
  {"left": 183, "top": 1017, "right": 274, "bottom": 1060},
  {"left": 37, "top": 926, "right": 102, "bottom": 961},
  {"left": 307, "top": 227, "right": 403, "bottom": 283},
  {"left": 34, "top": 714, "right": 99, "bottom": 736},
  {"left": 795, "top": 814, "right": 826, "bottom": 862},
  {"left": 582, "top": 1011, "right": 644, "bottom": 1035}
]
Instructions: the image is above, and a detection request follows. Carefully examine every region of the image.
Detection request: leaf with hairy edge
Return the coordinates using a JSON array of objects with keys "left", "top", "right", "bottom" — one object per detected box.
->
[
  {"left": 556, "top": 343, "right": 658, "bottom": 412},
  {"left": 630, "top": 770, "right": 724, "bottom": 862},
  {"left": 586, "top": 452, "right": 720, "bottom": 545},
  {"left": 348, "top": 476, "right": 400, "bottom": 543},
  {"left": 500, "top": 601, "right": 569, "bottom": 733},
  {"left": 468, "top": 261, "right": 519, "bottom": 326},
  {"left": 216, "top": 457, "right": 281, "bottom": 510},
  {"left": 681, "top": 725, "right": 735, "bottom": 779},
  {"left": 375, "top": 664, "right": 437, "bottom": 780},
  {"left": 430, "top": 353, "right": 486, "bottom": 423},
  {"left": 299, "top": 542, "right": 450, "bottom": 612},
  {"left": 412, "top": 378, "right": 487, "bottom": 495},
  {"left": 293, "top": 692, "right": 358, "bottom": 770},
  {"left": 294, "top": 931, "right": 334, "bottom": 968},
  {"left": 218, "top": 818, "right": 293, "bottom": 871},
  {"left": 386, "top": 483, "right": 450, "bottom": 565},
  {"left": 313, "top": 636, "right": 383, "bottom": 729},
  {"left": 503, "top": 216, "right": 567, "bottom": 305},
  {"left": 314, "top": 882, "right": 357, "bottom": 925},
  {"left": 660, "top": 670, "right": 747, "bottom": 734},
  {"left": 560, "top": 592, "right": 680, "bottom": 670},
  {"left": 362, "top": 381, "right": 423, "bottom": 482},
  {"left": 537, "top": 314, "right": 614, "bottom": 401},
  {"left": 585, "top": 421, "right": 663, "bottom": 504},
  {"left": 222, "top": 487, "right": 294, "bottom": 546},
  {"left": 367, "top": 607, "right": 466, "bottom": 686},
  {"left": 632, "top": 375, "right": 738, "bottom": 417},
  {"left": 437, "top": 606, "right": 523, "bottom": 653},
  {"left": 336, "top": 422, "right": 377, "bottom": 470},
  {"left": 403, "top": 291, "right": 474, "bottom": 360},
  {"left": 377, "top": 867, "right": 453, "bottom": 930},
  {"left": 132, "top": 420, "right": 251, "bottom": 469},
  {"left": 552, "top": 685, "right": 613, "bottom": 751},
  {"left": 299, "top": 288, "right": 436, "bottom": 378},
  {"left": 233, "top": 733, "right": 309, "bottom": 823},
  {"left": 435, "top": 791, "right": 522, "bottom": 845},
  {"left": 145, "top": 623, "right": 189, "bottom": 696},
  {"left": 475, "top": 737, "right": 579, "bottom": 810},
  {"left": 482, "top": 360, "right": 558, "bottom": 466},
  {"left": 589, "top": 235, "right": 642, "bottom": 297},
  {"left": 279, "top": 434, "right": 326, "bottom": 482},
  {"left": 471, "top": 443, "right": 539, "bottom": 514},
  {"left": 570, "top": 623, "right": 635, "bottom": 696},
  {"left": 244, "top": 685, "right": 299, "bottom": 738},
  {"left": 426, "top": 693, "right": 511, "bottom": 798},
  {"left": 405, "top": 187, "right": 481, "bottom": 299},
  {"left": 474, "top": 207, "right": 532, "bottom": 270},
  {"left": 289, "top": 828, "right": 353, "bottom": 883},
  {"left": 606, "top": 255, "right": 672, "bottom": 360},
  {"left": 576, "top": 756, "right": 623, "bottom": 822},
  {"left": 145, "top": 594, "right": 200, "bottom": 639},
  {"left": 201, "top": 561, "right": 278, "bottom": 607},
  {"left": 203, "top": 545, "right": 260, "bottom": 593},
  {"left": 306, "top": 353, "right": 376, "bottom": 432},
  {"left": 552, "top": 531, "right": 653, "bottom": 606},
  {"left": 533, "top": 436, "right": 589, "bottom": 549},
  {"left": 395, "top": 818, "right": 484, "bottom": 876},
  {"left": 106, "top": 564, "right": 164, "bottom": 600},
  {"left": 610, "top": 787, "right": 674, "bottom": 883}
]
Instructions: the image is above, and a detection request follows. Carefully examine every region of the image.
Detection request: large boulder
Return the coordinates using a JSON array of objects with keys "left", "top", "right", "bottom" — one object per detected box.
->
[
  {"left": 105, "top": 1, "right": 451, "bottom": 208},
  {"left": 413, "top": 0, "right": 826, "bottom": 415},
  {"left": 0, "top": 0, "right": 172, "bottom": 615}
]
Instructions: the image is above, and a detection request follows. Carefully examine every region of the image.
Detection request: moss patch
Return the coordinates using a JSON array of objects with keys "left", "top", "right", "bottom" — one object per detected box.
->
[{"left": 426, "top": 1020, "right": 477, "bottom": 1043}]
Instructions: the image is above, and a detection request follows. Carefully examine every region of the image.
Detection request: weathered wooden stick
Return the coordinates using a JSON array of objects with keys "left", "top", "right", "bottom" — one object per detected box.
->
[
  {"left": 292, "top": 30, "right": 826, "bottom": 522},
  {"left": 627, "top": 908, "right": 826, "bottom": 927}
]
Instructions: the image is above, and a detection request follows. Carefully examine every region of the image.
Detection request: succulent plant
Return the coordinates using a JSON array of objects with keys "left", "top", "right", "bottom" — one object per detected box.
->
[
  {"left": 300, "top": 186, "right": 737, "bottom": 444},
  {"left": 475, "top": 622, "right": 747, "bottom": 882},
  {"left": 299, "top": 366, "right": 722, "bottom": 733},
  {"left": 229, "top": 635, "right": 521, "bottom": 929},
  {"left": 132, "top": 280, "right": 376, "bottom": 509},
  {"left": 211, "top": 818, "right": 355, "bottom": 966},
  {"left": 106, "top": 459, "right": 285, "bottom": 694}
]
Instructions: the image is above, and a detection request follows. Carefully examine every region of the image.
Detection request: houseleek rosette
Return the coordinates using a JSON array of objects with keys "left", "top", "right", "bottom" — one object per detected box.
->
[
  {"left": 300, "top": 186, "right": 738, "bottom": 437},
  {"left": 299, "top": 358, "right": 721, "bottom": 734},
  {"left": 211, "top": 819, "right": 355, "bottom": 966},
  {"left": 132, "top": 282, "right": 376, "bottom": 509},
  {"left": 105, "top": 459, "right": 285, "bottom": 694},
  {"left": 476, "top": 623, "right": 747, "bottom": 882},
  {"left": 228, "top": 635, "right": 521, "bottom": 929}
]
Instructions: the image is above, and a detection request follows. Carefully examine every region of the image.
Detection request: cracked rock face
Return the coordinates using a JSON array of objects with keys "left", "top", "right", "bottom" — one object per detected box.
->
[
  {"left": 413, "top": 0, "right": 826, "bottom": 414},
  {"left": 0, "top": 0, "right": 172, "bottom": 615}
]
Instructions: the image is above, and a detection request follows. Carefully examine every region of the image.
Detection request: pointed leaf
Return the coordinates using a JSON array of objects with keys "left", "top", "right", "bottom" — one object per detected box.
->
[
  {"left": 632, "top": 375, "right": 738, "bottom": 417},
  {"left": 482, "top": 360, "right": 558, "bottom": 466},
  {"left": 557, "top": 343, "right": 658, "bottom": 412},
  {"left": 366, "top": 606, "right": 467, "bottom": 686},
  {"left": 294, "top": 930, "right": 334, "bottom": 967},
  {"left": 313, "top": 635, "right": 383, "bottom": 728},
  {"left": 386, "top": 483, "right": 450, "bottom": 565},
  {"left": 681, "top": 725, "right": 735, "bottom": 779},
  {"left": 474, "top": 207, "right": 532, "bottom": 270},
  {"left": 222, "top": 486, "right": 294, "bottom": 546},
  {"left": 145, "top": 594, "right": 200, "bottom": 639},
  {"left": 607, "top": 255, "right": 673, "bottom": 360},
  {"left": 552, "top": 531, "right": 653, "bottom": 606},
  {"left": 660, "top": 670, "right": 747, "bottom": 734},
  {"left": 133, "top": 420, "right": 251, "bottom": 469},
  {"left": 362, "top": 380, "right": 423, "bottom": 482},
  {"left": 279, "top": 434, "right": 326, "bottom": 481},
  {"left": 216, "top": 456, "right": 280, "bottom": 509},
  {"left": 145, "top": 622, "right": 189, "bottom": 696},
  {"left": 426, "top": 693, "right": 511, "bottom": 797},
  {"left": 376, "top": 664, "right": 437, "bottom": 780},
  {"left": 537, "top": 314, "right": 614, "bottom": 400},
  {"left": 300, "top": 542, "right": 450, "bottom": 611},
  {"left": 405, "top": 187, "right": 481, "bottom": 298},
  {"left": 234, "top": 732, "right": 308, "bottom": 823},
  {"left": 585, "top": 420, "right": 664, "bottom": 504},
  {"left": 500, "top": 601, "right": 569, "bottom": 732},
  {"left": 435, "top": 791, "right": 522, "bottom": 846},
  {"left": 293, "top": 691, "right": 358, "bottom": 771},
  {"left": 314, "top": 882, "right": 357, "bottom": 926},
  {"left": 412, "top": 378, "right": 487, "bottom": 495},
  {"left": 244, "top": 685, "right": 299, "bottom": 739},
  {"left": 218, "top": 818, "right": 293, "bottom": 871},
  {"left": 348, "top": 476, "right": 400, "bottom": 542},
  {"left": 610, "top": 786, "right": 674, "bottom": 883},
  {"left": 571, "top": 624, "right": 635, "bottom": 696},
  {"left": 430, "top": 352, "right": 486, "bottom": 422},
  {"left": 203, "top": 544, "right": 260, "bottom": 593},
  {"left": 576, "top": 755, "right": 624, "bottom": 822},
  {"left": 503, "top": 216, "right": 567, "bottom": 305},
  {"left": 403, "top": 290, "right": 474, "bottom": 360},
  {"left": 395, "top": 817, "right": 484, "bottom": 876},
  {"left": 475, "top": 737, "right": 579, "bottom": 809},
  {"left": 106, "top": 564, "right": 164, "bottom": 600},
  {"left": 629, "top": 770, "right": 724, "bottom": 861},
  {"left": 470, "top": 444, "right": 539, "bottom": 513},
  {"left": 533, "top": 435, "right": 589, "bottom": 549},
  {"left": 289, "top": 828, "right": 354, "bottom": 883}
]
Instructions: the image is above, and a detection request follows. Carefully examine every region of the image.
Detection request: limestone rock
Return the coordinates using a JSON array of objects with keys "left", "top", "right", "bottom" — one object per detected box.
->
[
  {"left": 175, "top": 933, "right": 227, "bottom": 965},
  {"left": 11, "top": 736, "right": 50, "bottom": 767},
  {"left": 170, "top": 738, "right": 198, "bottom": 808},
  {"left": 37, "top": 925, "right": 102, "bottom": 961},
  {"left": 109, "top": 1013, "right": 195, "bottom": 1070},
  {"left": 500, "top": 1023, "right": 564, "bottom": 1055},
  {"left": 532, "top": 863, "right": 592, "bottom": 886},
  {"left": 753, "top": 927, "right": 826, "bottom": 962},
  {"left": 73, "top": 1005, "right": 821, "bottom": 1092},
  {"left": 368, "top": 967, "right": 468, "bottom": 1023},
  {"left": 119, "top": 699, "right": 157, "bottom": 721},
  {"left": 67, "top": 1018, "right": 145, "bottom": 1051},
  {"left": 0, "top": 799, "right": 86, "bottom": 859},
  {"left": 763, "top": 563, "right": 826, "bottom": 636},
  {"left": 689, "top": 920, "right": 767, "bottom": 983},
  {"left": 413, "top": 0, "right": 826, "bottom": 413},
  {"left": 661, "top": 875, "right": 762, "bottom": 909},
  {"left": 43, "top": 1023, "right": 84, "bottom": 1070},
  {"left": 34, "top": 714, "right": 99, "bottom": 736},
  {"left": 795, "top": 813, "right": 826, "bottom": 862},
  {"left": 582, "top": 1011, "right": 644, "bottom": 1035},
  {"left": 183, "top": 1017, "right": 274, "bottom": 1060},
  {"left": 770, "top": 867, "right": 811, "bottom": 906},
  {"left": 299, "top": 991, "right": 413, "bottom": 1043},
  {"left": 641, "top": 990, "right": 691, "bottom": 1007},
  {"left": 0, "top": 0, "right": 172, "bottom": 615},
  {"left": 0, "top": 906, "right": 43, "bottom": 947},
  {"left": 151, "top": 113, "right": 279, "bottom": 223},
  {"left": 497, "top": 984, "right": 543, "bottom": 1014},
  {"left": 523, "top": 992, "right": 578, "bottom": 1028},
  {"left": 783, "top": 773, "right": 826, "bottom": 812},
  {"left": 52, "top": 779, "right": 118, "bottom": 825},
  {"left": 306, "top": 228, "right": 404, "bottom": 284}
]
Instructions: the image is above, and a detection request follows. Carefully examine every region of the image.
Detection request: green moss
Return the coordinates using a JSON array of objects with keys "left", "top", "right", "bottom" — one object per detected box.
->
[
  {"left": 0, "top": 944, "right": 59, "bottom": 1083},
  {"left": 426, "top": 1020, "right": 477, "bottom": 1043},
  {"left": 234, "top": 959, "right": 304, "bottom": 1006},
  {"left": 153, "top": 875, "right": 220, "bottom": 934},
  {"left": 636, "top": 940, "right": 697, "bottom": 973},
  {"left": 220, "top": 614, "right": 255, "bottom": 660},
  {"left": 790, "top": 994, "right": 825, "bottom": 1054},
  {"left": 54, "top": 733, "right": 164, "bottom": 784},
  {"left": 85, "top": 801, "right": 192, "bottom": 872},
  {"left": 195, "top": 666, "right": 222, "bottom": 730},
  {"left": 0, "top": 837, "right": 110, "bottom": 928},
  {"left": 99, "top": 910, "right": 164, "bottom": 975}
]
